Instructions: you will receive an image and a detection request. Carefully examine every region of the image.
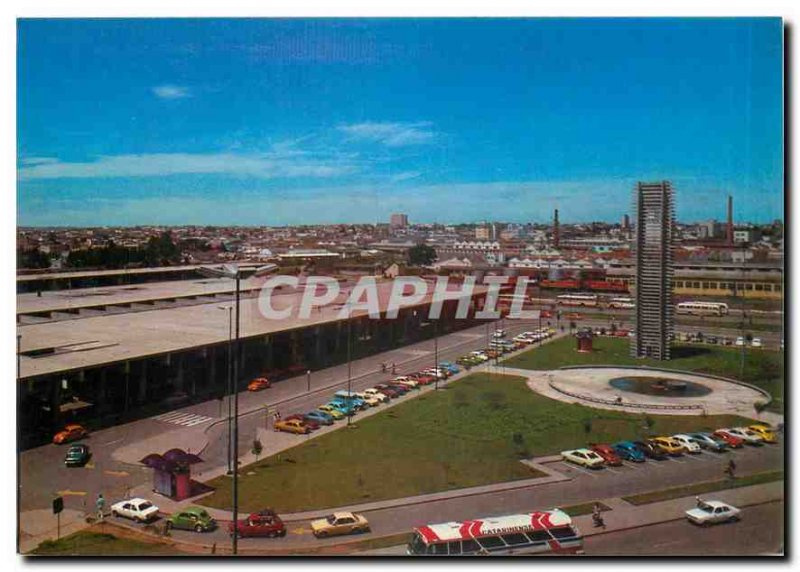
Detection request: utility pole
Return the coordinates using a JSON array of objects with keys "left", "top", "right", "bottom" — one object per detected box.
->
[
  {"left": 347, "top": 318, "right": 352, "bottom": 427},
  {"left": 232, "top": 275, "right": 240, "bottom": 555},
  {"left": 434, "top": 318, "right": 439, "bottom": 390}
]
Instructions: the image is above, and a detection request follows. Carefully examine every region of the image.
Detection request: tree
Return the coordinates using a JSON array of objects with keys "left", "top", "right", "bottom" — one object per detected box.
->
[{"left": 407, "top": 244, "right": 437, "bottom": 266}]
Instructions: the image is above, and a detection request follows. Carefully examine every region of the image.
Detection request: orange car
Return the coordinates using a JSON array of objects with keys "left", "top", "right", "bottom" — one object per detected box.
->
[
  {"left": 53, "top": 424, "right": 88, "bottom": 445},
  {"left": 247, "top": 377, "right": 271, "bottom": 392}
]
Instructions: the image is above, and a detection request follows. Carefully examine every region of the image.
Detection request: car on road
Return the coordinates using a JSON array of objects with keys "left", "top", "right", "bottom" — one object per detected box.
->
[
  {"left": 632, "top": 440, "right": 667, "bottom": 460},
  {"left": 687, "top": 432, "right": 728, "bottom": 452},
  {"left": 712, "top": 430, "right": 745, "bottom": 448},
  {"left": 612, "top": 441, "right": 646, "bottom": 462},
  {"left": 304, "top": 410, "right": 335, "bottom": 426},
  {"left": 284, "top": 414, "right": 320, "bottom": 431},
  {"left": 166, "top": 506, "right": 217, "bottom": 533},
  {"left": 748, "top": 424, "right": 778, "bottom": 443},
  {"left": 648, "top": 436, "right": 685, "bottom": 456},
  {"left": 672, "top": 434, "right": 702, "bottom": 453},
  {"left": 565, "top": 312, "right": 583, "bottom": 320},
  {"left": 53, "top": 423, "right": 89, "bottom": 445},
  {"left": 560, "top": 448, "right": 605, "bottom": 469},
  {"left": 317, "top": 404, "right": 346, "bottom": 420},
  {"left": 64, "top": 444, "right": 91, "bottom": 467},
  {"left": 723, "top": 427, "right": 765, "bottom": 446},
  {"left": 311, "top": 512, "right": 370, "bottom": 538},
  {"left": 361, "top": 388, "right": 391, "bottom": 403},
  {"left": 111, "top": 498, "right": 159, "bottom": 523},
  {"left": 229, "top": 512, "right": 286, "bottom": 538},
  {"left": 685, "top": 498, "right": 741, "bottom": 526},
  {"left": 492, "top": 329, "right": 507, "bottom": 338},
  {"left": 588, "top": 443, "right": 623, "bottom": 466},
  {"left": 274, "top": 419, "right": 311, "bottom": 434},
  {"left": 247, "top": 377, "right": 271, "bottom": 392},
  {"left": 751, "top": 337, "right": 763, "bottom": 348}
]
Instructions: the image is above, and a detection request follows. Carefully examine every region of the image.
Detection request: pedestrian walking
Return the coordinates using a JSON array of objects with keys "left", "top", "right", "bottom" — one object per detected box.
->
[
  {"left": 725, "top": 459, "right": 736, "bottom": 479},
  {"left": 391, "top": 363, "right": 396, "bottom": 375},
  {"left": 592, "top": 502, "right": 605, "bottom": 529},
  {"left": 96, "top": 493, "right": 106, "bottom": 521},
  {"left": 380, "top": 363, "right": 387, "bottom": 373}
]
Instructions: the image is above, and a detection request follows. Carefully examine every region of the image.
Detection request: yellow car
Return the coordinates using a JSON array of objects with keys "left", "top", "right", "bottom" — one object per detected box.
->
[
  {"left": 748, "top": 425, "right": 778, "bottom": 443},
  {"left": 317, "top": 405, "right": 345, "bottom": 420},
  {"left": 648, "top": 436, "right": 685, "bottom": 456},
  {"left": 310, "top": 511, "right": 370, "bottom": 538},
  {"left": 274, "top": 419, "right": 310, "bottom": 435}
]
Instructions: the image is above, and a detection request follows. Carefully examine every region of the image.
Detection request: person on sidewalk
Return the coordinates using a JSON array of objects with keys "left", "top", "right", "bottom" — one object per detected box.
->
[
  {"left": 725, "top": 459, "right": 736, "bottom": 479},
  {"left": 592, "top": 503, "right": 605, "bottom": 529},
  {"left": 96, "top": 493, "right": 106, "bottom": 521},
  {"left": 391, "top": 363, "right": 396, "bottom": 375}
]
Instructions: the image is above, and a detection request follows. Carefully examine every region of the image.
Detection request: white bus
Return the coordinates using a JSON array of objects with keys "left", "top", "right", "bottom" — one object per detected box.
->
[
  {"left": 608, "top": 297, "right": 635, "bottom": 309},
  {"left": 675, "top": 301, "right": 729, "bottom": 316},
  {"left": 407, "top": 509, "right": 584, "bottom": 556},
  {"left": 556, "top": 293, "right": 598, "bottom": 307}
]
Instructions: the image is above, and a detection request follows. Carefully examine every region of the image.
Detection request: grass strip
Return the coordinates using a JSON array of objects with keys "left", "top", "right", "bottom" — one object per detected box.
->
[{"left": 621, "top": 470, "right": 784, "bottom": 506}]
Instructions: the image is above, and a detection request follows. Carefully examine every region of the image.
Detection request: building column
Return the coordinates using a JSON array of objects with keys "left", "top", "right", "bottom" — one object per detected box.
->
[
  {"left": 173, "top": 354, "right": 185, "bottom": 393},
  {"left": 138, "top": 361, "right": 148, "bottom": 403}
]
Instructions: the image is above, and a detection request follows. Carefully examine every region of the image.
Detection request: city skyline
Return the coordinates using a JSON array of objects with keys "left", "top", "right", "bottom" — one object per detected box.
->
[{"left": 18, "top": 18, "right": 783, "bottom": 227}]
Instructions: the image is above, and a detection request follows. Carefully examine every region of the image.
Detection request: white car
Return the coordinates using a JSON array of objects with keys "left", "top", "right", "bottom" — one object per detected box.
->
[
  {"left": 513, "top": 335, "right": 534, "bottom": 344},
  {"left": 492, "top": 329, "right": 507, "bottom": 338},
  {"left": 353, "top": 392, "right": 382, "bottom": 407},
  {"left": 469, "top": 351, "right": 489, "bottom": 362},
  {"left": 672, "top": 434, "right": 702, "bottom": 453},
  {"left": 735, "top": 336, "right": 745, "bottom": 346},
  {"left": 726, "top": 427, "right": 765, "bottom": 445},
  {"left": 561, "top": 448, "right": 605, "bottom": 469},
  {"left": 111, "top": 498, "right": 159, "bottom": 523},
  {"left": 422, "top": 368, "right": 447, "bottom": 379},
  {"left": 392, "top": 376, "right": 418, "bottom": 388},
  {"left": 686, "top": 498, "right": 740, "bottom": 526},
  {"left": 751, "top": 337, "right": 763, "bottom": 348},
  {"left": 362, "top": 388, "right": 390, "bottom": 403}
]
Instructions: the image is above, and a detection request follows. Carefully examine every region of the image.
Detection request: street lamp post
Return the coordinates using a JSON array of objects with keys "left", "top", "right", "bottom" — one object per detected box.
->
[
  {"left": 434, "top": 318, "right": 439, "bottom": 390},
  {"left": 218, "top": 305, "right": 233, "bottom": 474},
  {"left": 200, "top": 263, "right": 278, "bottom": 556}
]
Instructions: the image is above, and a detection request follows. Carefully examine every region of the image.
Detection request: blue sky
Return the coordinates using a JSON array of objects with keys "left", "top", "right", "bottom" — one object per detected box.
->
[{"left": 17, "top": 18, "right": 783, "bottom": 227}]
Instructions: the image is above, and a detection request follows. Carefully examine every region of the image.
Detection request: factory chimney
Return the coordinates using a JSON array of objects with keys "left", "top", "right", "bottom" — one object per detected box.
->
[
  {"left": 727, "top": 195, "right": 734, "bottom": 246},
  {"left": 553, "top": 209, "right": 560, "bottom": 248}
]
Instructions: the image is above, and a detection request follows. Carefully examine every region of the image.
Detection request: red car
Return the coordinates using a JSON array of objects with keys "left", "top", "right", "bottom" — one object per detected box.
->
[
  {"left": 541, "top": 310, "right": 553, "bottom": 319},
  {"left": 589, "top": 443, "right": 623, "bottom": 466},
  {"left": 713, "top": 430, "right": 745, "bottom": 448},
  {"left": 247, "top": 377, "right": 271, "bottom": 392},
  {"left": 410, "top": 373, "right": 436, "bottom": 385},
  {"left": 375, "top": 383, "right": 405, "bottom": 397},
  {"left": 284, "top": 414, "right": 320, "bottom": 431},
  {"left": 229, "top": 510, "right": 286, "bottom": 538}
]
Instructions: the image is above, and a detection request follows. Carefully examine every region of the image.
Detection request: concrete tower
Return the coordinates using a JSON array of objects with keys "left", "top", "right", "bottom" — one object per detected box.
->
[
  {"left": 631, "top": 181, "right": 675, "bottom": 360},
  {"left": 727, "top": 195, "right": 734, "bottom": 246},
  {"left": 553, "top": 209, "right": 560, "bottom": 248}
]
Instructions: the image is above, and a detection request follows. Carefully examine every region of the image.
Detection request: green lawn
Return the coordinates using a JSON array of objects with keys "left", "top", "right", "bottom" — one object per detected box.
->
[
  {"left": 31, "top": 531, "right": 180, "bottom": 556},
  {"left": 503, "top": 336, "right": 784, "bottom": 413},
  {"left": 622, "top": 470, "right": 784, "bottom": 506},
  {"left": 201, "top": 373, "right": 754, "bottom": 514}
]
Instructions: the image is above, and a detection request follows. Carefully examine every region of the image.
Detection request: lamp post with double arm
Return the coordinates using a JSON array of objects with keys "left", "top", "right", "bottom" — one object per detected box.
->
[{"left": 200, "top": 263, "right": 279, "bottom": 555}]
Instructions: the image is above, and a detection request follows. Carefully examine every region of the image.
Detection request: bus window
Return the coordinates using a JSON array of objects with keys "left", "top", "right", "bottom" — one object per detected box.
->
[
  {"left": 409, "top": 534, "right": 426, "bottom": 555},
  {"left": 550, "top": 526, "right": 578, "bottom": 539},
  {"left": 501, "top": 533, "right": 529, "bottom": 546},
  {"left": 447, "top": 541, "right": 462, "bottom": 555},
  {"left": 461, "top": 539, "right": 480, "bottom": 554},
  {"left": 526, "top": 530, "right": 551, "bottom": 543},
  {"left": 477, "top": 536, "right": 506, "bottom": 550},
  {"left": 433, "top": 543, "right": 448, "bottom": 555}
]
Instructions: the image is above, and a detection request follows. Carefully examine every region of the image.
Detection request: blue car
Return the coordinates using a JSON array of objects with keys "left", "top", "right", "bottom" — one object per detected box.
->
[
  {"left": 688, "top": 432, "right": 728, "bottom": 452},
  {"left": 439, "top": 362, "right": 460, "bottom": 375},
  {"left": 612, "top": 441, "right": 646, "bottom": 462},
  {"left": 304, "top": 410, "right": 335, "bottom": 426},
  {"left": 327, "top": 400, "right": 358, "bottom": 417}
]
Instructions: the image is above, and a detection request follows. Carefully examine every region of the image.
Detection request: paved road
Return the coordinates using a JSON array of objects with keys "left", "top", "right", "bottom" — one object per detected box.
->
[{"left": 585, "top": 500, "right": 784, "bottom": 556}]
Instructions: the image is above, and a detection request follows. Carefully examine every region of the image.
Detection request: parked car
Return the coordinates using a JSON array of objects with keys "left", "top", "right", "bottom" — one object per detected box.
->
[
  {"left": 588, "top": 443, "right": 623, "bottom": 466},
  {"left": 748, "top": 424, "right": 778, "bottom": 443},
  {"left": 351, "top": 392, "right": 382, "bottom": 407},
  {"left": 373, "top": 383, "right": 404, "bottom": 398},
  {"left": 439, "top": 362, "right": 460, "bottom": 375},
  {"left": 686, "top": 498, "right": 741, "bottom": 526},
  {"left": 247, "top": 377, "right": 271, "bottom": 392},
  {"left": 687, "top": 432, "right": 728, "bottom": 452},
  {"left": 723, "top": 427, "right": 765, "bottom": 446},
  {"left": 409, "top": 373, "right": 436, "bottom": 385},
  {"left": 284, "top": 414, "right": 320, "bottom": 431},
  {"left": 274, "top": 419, "right": 311, "bottom": 435},
  {"left": 361, "top": 387, "right": 392, "bottom": 402},
  {"left": 166, "top": 506, "right": 217, "bottom": 533},
  {"left": 469, "top": 351, "right": 490, "bottom": 362},
  {"left": 751, "top": 337, "right": 763, "bottom": 348},
  {"left": 111, "top": 498, "right": 159, "bottom": 523},
  {"left": 632, "top": 440, "right": 667, "bottom": 460},
  {"left": 672, "top": 434, "right": 702, "bottom": 454},
  {"left": 64, "top": 444, "right": 91, "bottom": 467},
  {"left": 304, "top": 410, "right": 335, "bottom": 426},
  {"left": 53, "top": 424, "right": 89, "bottom": 445},
  {"left": 612, "top": 441, "right": 646, "bottom": 462},
  {"left": 311, "top": 512, "right": 370, "bottom": 538},
  {"left": 229, "top": 511, "right": 286, "bottom": 538},
  {"left": 712, "top": 430, "right": 745, "bottom": 448},
  {"left": 391, "top": 376, "right": 419, "bottom": 389},
  {"left": 735, "top": 336, "right": 745, "bottom": 346},
  {"left": 384, "top": 383, "right": 411, "bottom": 395},
  {"left": 326, "top": 401, "right": 358, "bottom": 417},
  {"left": 648, "top": 436, "right": 685, "bottom": 456},
  {"left": 561, "top": 448, "right": 605, "bottom": 469},
  {"left": 317, "top": 404, "right": 346, "bottom": 420},
  {"left": 492, "top": 329, "right": 507, "bottom": 338}
]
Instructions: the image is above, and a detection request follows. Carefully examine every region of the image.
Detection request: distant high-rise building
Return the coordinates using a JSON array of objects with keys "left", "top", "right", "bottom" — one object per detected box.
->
[
  {"left": 727, "top": 195, "right": 734, "bottom": 246},
  {"left": 475, "top": 224, "right": 491, "bottom": 240},
  {"left": 622, "top": 213, "right": 630, "bottom": 230},
  {"left": 553, "top": 209, "right": 560, "bottom": 248},
  {"left": 631, "top": 181, "right": 674, "bottom": 360},
  {"left": 390, "top": 213, "right": 409, "bottom": 229}
]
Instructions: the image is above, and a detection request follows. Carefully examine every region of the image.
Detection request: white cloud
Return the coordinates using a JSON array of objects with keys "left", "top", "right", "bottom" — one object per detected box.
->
[
  {"left": 17, "top": 152, "right": 357, "bottom": 180},
  {"left": 338, "top": 121, "right": 436, "bottom": 147},
  {"left": 152, "top": 85, "right": 192, "bottom": 99},
  {"left": 20, "top": 157, "right": 59, "bottom": 166}
]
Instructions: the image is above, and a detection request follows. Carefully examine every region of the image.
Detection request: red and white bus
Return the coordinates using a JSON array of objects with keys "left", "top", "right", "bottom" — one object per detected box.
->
[
  {"left": 556, "top": 293, "right": 598, "bottom": 307},
  {"left": 407, "top": 509, "right": 584, "bottom": 556},
  {"left": 608, "top": 297, "right": 635, "bottom": 309}
]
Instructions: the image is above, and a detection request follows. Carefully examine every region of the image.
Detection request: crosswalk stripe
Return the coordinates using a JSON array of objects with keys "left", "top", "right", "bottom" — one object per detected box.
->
[{"left": 153, "top": 411, "right": 215, "bottom": 427}]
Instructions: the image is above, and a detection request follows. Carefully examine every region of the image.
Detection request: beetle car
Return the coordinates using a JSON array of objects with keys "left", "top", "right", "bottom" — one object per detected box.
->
[
  {"left": 685, "top": 498, "right": 741, "bottom": 526},
  {"left": 687, "top": 432, "right": 728, "bottom": 452},
  {"left": 561, "top": 448, "right": 605, "bottom": 469},
  {"left": 648, "top": 436, "right": 685, "bottom": 456},
  {"left": 64, "top": 443, "right": 91, "bottom": 467},
  {"left": 247, "top": 377, "right": 271, "bottom": 392},
  {"left": 229, "top": 511, "right": 287, "bottom": 538},
  {"left": 327, "top": 400, "right": 358, "bottom": 417},
  {"left": 53, "top": 424, "right": 89, "bottom": 445},
  {"left": 373, "top": 383, "right": 405, "bottom": 397},
  {"left": 360, "top": 388, "right": 391, "bottom": 403},
  {"left": 317, "top": 404, "right": 346, "bottom": 420},
  {"left": 304, "top": 410, "right": 335, "bottom": 426},
  {"left": 632, "top": 440, "right": 667, "bottom": 460},
  {"left": 612, "top": 441, "right": 646, "bottom": 462},
  {"left": 672, "top": 434, "right": 702, "bottom": 453},
  {"left": 274, "top": 419, "right": 311, "bottom": 435},
  {"left": 588, "top": 443, "right": 623, "bottom": 466},
  {"left": 747, "top": 424, "right": 778, "bottom": 444},
  {"left": 712, "top": 430, "right": 745, "bottom": 448},
  {"left": 439, "top": 362, "right": 460, "bottom": 375},
  {"left": 310, "top": 512, "right": 370, "bottom": 538},
  {"left": 284, "top": 414, "right": 320, "bottom": 431},
  {"left": 166, "top": 506, "right": 217, "bottom": 533},
  {"left": 351, "top": 392, "right": 382, "bottom": 407},
  {"left": 111, "top": 498, "right": 159, "bottom": 523},
  {"left": 391, "top": 376, "right": 419, "bottom": 389}
]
